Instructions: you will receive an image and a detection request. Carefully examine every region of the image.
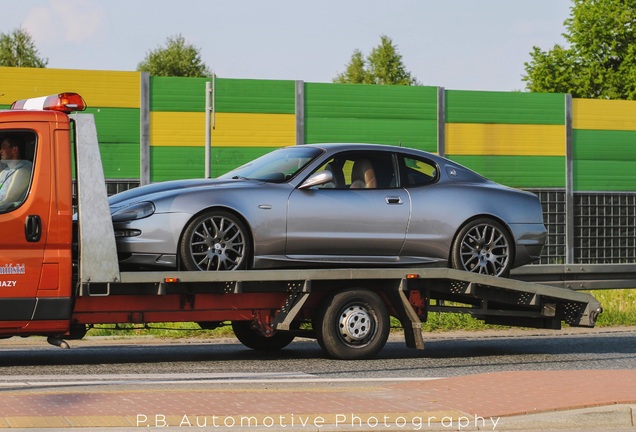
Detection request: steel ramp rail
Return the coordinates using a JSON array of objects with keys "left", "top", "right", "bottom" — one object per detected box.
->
[
  {"left": 411, "top": 268, "right": 602, "bottom": 330},
  {"left": 512, "top": 263, "right": 636, "bottom": 290}
]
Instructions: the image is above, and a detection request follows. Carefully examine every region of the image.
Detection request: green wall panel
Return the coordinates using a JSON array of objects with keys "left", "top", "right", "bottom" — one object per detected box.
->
[
  {"left": 573, "top": 129, "right": 636, "bottom": 191},
  {"left": 574, "top": 160, "right": 636, "bottom": 191},
  {"left": 150, "top": 77, "right": 296, "bottom": 114},
  {"left": 150, "top": 146, "right": 278, "bottom": 181},
  {"left": 150, "top": 146, "right": 204, "bottom": 181},
  {"left": 87, "top": 107, "right": 139, "bottom": 144},
  {"left": 100, "top": 143, "right": 139, "bottom": 179},
  {"left": 215, "top": 78, "right": 295, "bottom": 114},
  {"left": 150, "top": 76, "right": 209, "bottom": 112},
  {"left": 305, "top": 83, "right": 437, "bottom": 119},
  {"left": 448, "top": 155, "right": 565, "bottom": 188},
  {"left": 305, "top": 117, "right": 437, "bottom": 151},
  {"left": 305, "top": 83, "right": 438, "bottom": 151},
  {"left": 573, "top": 129, "right": 636, "bottom": 160},
  {"left": 446, "top": 90, "right": 565, "bottom": 125}
]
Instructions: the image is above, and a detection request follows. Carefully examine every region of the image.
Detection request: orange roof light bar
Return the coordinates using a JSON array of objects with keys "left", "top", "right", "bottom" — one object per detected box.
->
[{"left": 11, "top": 92, "right": 87, "bottom": 113}]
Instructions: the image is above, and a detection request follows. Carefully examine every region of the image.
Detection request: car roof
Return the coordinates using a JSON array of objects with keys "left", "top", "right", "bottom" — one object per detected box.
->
[{"left": 301, "top": 142, "right": 436, "bottom": 157}]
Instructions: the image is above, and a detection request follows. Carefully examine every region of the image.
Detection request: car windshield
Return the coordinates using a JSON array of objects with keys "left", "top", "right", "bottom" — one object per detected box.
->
[{"left": 219, "top": 146, "right": 323, "bottom": 183}]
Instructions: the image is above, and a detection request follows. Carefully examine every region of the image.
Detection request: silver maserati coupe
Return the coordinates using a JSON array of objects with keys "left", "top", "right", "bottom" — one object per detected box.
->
[{"left": 109, "top": 143, "right": 547, "bottom": 277}]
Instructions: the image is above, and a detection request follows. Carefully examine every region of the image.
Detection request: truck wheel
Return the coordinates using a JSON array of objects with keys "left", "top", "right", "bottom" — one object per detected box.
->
[
  {"left": 179, "top": 210, "right": 250, "bottom": 271},
  {"left": 451, "top": 218, "right": 514, "bottom": 277},
  {"left": 231, "top": 321, "right": 295, "bottom": 351},
  {"left": 315, "top": 290, "right": 389, "bottom": 360}
]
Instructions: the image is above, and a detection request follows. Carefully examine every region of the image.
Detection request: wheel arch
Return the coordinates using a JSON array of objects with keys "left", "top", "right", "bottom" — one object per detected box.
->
[
  {"left": 176, "top": 205, "right": 255, "bottom": 270},
  {"left": 450, "top": 214, "right": 516, "bottom": 266}
]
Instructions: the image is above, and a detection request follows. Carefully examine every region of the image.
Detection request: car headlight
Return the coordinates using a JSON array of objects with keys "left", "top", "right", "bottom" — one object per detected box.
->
[{"left": 111, "top": 201, "right": 156, "bottom": 222}]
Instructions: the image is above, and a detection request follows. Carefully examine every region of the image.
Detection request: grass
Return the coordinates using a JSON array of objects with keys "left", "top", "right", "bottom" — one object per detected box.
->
[
  {"left": 84, "top": 289, "right": 636, "bottom": 339},
  {"left": 586, "top": 289, "right": 636, "bottom": 327}
]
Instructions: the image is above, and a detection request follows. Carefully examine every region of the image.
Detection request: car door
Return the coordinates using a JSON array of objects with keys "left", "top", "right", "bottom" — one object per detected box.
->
[{"left": 286, "top": 151, "right": 410, "bottom": 260}]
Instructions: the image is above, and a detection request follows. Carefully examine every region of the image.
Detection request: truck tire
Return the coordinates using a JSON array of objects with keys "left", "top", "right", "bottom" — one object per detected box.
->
[
  {"left": 314, "top": 290, "right": 389, "bottom": 360},
  {"left": 231, "top": 321, "right": 295, "bottom": 351},
  {"left": 451, "top": 217, "right": 514, "bottom": 277},
  {"left": 179, "top": 210, "right": 250, "bottom": 271}
]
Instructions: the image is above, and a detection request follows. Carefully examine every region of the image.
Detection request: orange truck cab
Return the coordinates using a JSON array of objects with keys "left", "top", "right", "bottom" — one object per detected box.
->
[{"left": 0, "top": 93, "right": 117, "bottom": 338}]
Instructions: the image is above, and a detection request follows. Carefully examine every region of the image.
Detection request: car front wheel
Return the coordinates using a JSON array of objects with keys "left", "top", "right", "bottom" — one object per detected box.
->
[
  {"left": 451, "top": 218, "right": 514, "bottom": 277},
  {"left": 179, "top": 210, "right": 250, "bottom": 271}
]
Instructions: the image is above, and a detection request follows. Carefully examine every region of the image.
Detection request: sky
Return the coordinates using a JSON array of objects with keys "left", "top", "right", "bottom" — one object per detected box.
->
[{"left": 2, "top": 0, "right": 572, "bottom": 92}]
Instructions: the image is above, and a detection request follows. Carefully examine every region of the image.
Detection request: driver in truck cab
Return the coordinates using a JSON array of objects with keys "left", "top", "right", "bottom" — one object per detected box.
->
[{"left": 0, "top": 134, "right": 33, "bottom": 205}]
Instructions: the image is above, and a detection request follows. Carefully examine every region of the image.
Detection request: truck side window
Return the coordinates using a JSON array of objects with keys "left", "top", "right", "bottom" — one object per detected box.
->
[{"left": 0, "top": 131, "right": 36, "bottom": 213}]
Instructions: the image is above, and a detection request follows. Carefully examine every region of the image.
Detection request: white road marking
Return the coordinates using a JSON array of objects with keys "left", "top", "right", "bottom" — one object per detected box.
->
[{"left": 0, "top": 373, "right": 441, "bottom": 388}]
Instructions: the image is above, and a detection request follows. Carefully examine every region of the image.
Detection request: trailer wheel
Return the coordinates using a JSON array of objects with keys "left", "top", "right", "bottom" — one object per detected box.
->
[
  {"left": 179, "top": 210, "right": 250, "bottom": 271},
  {"left": 231, "top": 321, "right": 295, "bottom": 351},
  {"left": 451, "top": 218, "right": 514, "bottom": 277},
  {"left": 315, "top": 290, "right": 389, "bottom": 360}
]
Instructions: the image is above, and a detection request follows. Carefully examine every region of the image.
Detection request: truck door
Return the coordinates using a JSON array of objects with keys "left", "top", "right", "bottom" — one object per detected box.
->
[{"left": 0, "top": 122, "right": 52, "bottom": 329}]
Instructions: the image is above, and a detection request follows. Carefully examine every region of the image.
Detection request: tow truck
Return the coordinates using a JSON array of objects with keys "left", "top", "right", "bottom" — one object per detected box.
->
[{"left": 0, "top": 93, "right": 602, "bottom": 360}]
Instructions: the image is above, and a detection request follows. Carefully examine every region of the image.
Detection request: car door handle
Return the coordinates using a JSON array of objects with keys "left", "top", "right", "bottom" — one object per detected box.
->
[
  {"left": 25, "top": 215, "right": 42, "bottom": 242},
  {"left": 385, "top": 196, "right": 403, "bottom": 205}
]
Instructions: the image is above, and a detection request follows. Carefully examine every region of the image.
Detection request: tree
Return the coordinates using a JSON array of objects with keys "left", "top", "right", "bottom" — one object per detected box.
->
[
  {"left": 334, "top": 49, "right": 370, "bottom": 84},
  {"left": 0, "top": 28, "right": 48, "bottom": 68},
  {"left": 137, "top": 34, "right": 212, "bottom": 77},
  {"left": 334, "top": 35, "right": 419, "bottom": 85},
  {"left": 523, "top": 0, "right": 636, "bottom": 99}
]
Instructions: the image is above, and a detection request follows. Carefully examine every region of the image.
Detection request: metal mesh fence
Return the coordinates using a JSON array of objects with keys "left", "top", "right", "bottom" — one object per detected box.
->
[
  {"left": 526, "top": 189, "right": 566, "bottom": 264},
  {"left": 527, "top": 189, "right": 636, "bottom": 265},
  {"left": 105, "top": 179, "right": 140, "bottom": 196},
  {"left": 575, "top": 193, "right": 636, "bottom": 264}
]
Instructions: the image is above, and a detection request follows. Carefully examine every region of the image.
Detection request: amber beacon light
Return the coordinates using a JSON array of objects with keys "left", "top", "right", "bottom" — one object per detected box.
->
[{"left": 11, "top": 92, "right": 87, "bottom": 113}]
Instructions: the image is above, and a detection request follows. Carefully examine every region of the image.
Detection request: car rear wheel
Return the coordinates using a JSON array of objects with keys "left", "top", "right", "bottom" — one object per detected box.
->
[
  {"left": 451, "top": 218, "right": 513, "bottom": 277},
  {"left": 179, "top": 210, "right": 250, "bottom": 271}
]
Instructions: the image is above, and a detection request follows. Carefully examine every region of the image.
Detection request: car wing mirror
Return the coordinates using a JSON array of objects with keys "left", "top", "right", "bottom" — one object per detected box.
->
[{"left": 299, "top": 170, "right": 333, "bottom": 189}]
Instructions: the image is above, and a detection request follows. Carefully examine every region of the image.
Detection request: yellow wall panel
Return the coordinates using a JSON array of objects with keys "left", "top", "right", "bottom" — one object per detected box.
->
[
  {"left": 446, "top": 123, "right": 565, "bottom": 156},
  {"left": 150, "top": 111, "right": 205, "bottom": 147},
  {"left": 0, "top": 67, "right": 140, "bottom": 108},
  {"left": 573, "top": 98, "right": 636, "bottom": 131},
  {"left": 150, "top": 112, "right": 296, "bottom": 148},
  {"left": 212, "top": 113, "right": 296, "bottom": 147}
]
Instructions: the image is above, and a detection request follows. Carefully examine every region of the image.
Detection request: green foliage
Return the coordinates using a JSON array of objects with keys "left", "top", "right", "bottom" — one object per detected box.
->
[
  {"left": 137, "top": 34, "right": 212, "bottom": 77},
  {"left": 587, "top": 289, "right": 636, "bottom": 326},
  {"left": 524, "top": 0, "right": 636, "bottom": 99},
  {"left": 334, "top": 35, "right": 419, "bottom": 85},
  {"left": 0, "top": 28, "right": 47, "bottom": 68}
]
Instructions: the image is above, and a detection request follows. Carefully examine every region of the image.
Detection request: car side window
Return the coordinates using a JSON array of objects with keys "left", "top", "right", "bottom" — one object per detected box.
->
[
  {"left": 315, "top": 152, "right": 397, "bottom": 189},
  {"left": 401, "top": 155, "right": 438, "bottom": 187},
  {"left": 0, "top": 131, "right": 36, "bottom": 213}
]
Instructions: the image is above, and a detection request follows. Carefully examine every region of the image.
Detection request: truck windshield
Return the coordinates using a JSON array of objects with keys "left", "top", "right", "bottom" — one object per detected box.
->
[{"left": 219, "top": 147, "right": 323, "bottom": 183}]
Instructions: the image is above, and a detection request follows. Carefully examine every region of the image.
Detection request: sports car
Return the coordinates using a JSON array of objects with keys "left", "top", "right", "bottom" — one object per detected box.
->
[{"left": 109, "top": 143, "right": 546, "bottom": 276}]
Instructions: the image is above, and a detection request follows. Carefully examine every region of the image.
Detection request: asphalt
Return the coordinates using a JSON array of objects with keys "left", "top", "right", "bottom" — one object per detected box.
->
[{"left": 0, "top": 368, "right": 635, "bottom": 431}]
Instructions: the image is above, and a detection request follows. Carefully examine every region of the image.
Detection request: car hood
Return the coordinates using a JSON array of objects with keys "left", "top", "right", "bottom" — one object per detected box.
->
[{"left": 108, "top": 178, "right": 263, "bottom": 211}]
